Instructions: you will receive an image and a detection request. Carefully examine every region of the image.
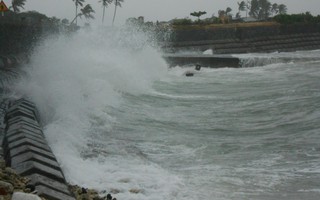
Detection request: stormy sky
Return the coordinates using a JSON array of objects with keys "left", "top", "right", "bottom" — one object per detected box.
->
[{"left": 3, "top": 0, "right": 320, "bottom": 25}]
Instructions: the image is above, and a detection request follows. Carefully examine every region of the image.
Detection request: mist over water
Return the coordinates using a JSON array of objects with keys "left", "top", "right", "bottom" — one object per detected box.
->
[{"left": 9, "top": 27, "right": 320, "bottom": 200}]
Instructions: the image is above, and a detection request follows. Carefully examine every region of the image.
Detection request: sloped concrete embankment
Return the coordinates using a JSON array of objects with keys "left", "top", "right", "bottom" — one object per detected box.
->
[
  {"left": 170, "top": 32, "right": 320, "bottom": 54},
  {"left": 165, "top": 24, "right": 320, "bottom": 54},
  {"left": 1, "top": 98, "right": 75, "bottom": 200}
]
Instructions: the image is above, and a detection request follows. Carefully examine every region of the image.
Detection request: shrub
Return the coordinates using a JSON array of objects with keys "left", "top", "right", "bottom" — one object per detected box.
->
[
  {"left": 274, "top": 12, "right": 320, "bottom": 24},
  {"left": 171, "top": 18, "right": 193, "bottom": 25}
]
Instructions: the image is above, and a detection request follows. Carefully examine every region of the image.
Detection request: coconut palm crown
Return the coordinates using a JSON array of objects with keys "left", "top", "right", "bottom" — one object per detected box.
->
[{"left": 11, "top": 0, "right": 26, "bottom": 13}]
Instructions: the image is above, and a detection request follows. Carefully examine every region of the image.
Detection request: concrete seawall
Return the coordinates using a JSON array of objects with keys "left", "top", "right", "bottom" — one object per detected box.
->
[
  {"left": 164, "top": 23, "right": 320, "bottom": 54},
  {"left": 163, "top": 54, "right": 241, "bottom": 68},
  {"left": 1, "top": 98, "right": 75, "bottom": 200}
]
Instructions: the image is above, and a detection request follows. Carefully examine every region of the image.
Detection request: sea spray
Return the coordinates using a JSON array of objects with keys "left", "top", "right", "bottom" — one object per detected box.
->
[{"left": 12, "top": 26, "right": 184, "bottom": 200}]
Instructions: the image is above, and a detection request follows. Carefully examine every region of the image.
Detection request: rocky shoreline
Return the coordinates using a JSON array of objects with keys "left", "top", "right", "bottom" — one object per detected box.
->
[{"left": 0, "top": 160, "right": 117, "bottom": 200}]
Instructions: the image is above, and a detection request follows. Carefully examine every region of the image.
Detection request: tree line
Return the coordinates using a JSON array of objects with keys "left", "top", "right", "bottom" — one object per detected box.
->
[
  {"left": 234, "top": 0, "right": 287, "bottom": 20},
  {"left": 72, "top": 0, "right": 124, "bottom": 26},
  {"left": 6, "top": 0, "right": 125, "bottom": 26},
  {"left": 186, "top": 0, "right": 288, "bottom": 24}
]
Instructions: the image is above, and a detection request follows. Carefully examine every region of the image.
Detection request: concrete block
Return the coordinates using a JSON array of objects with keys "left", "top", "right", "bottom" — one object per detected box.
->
[
  {"left": 7, "top": 116, "right": 40, "bottom": 128},
  {"left": 6, "top": 122, "right": 42, "bottom": 134},
  {"left": 7, "top": 138, "right": 51, "bottom": 152},
  {"left": 11, "top": 99, "right": 36, "bottom": 109},
  {"left": 7, "top": 101, "right": 36, "bottom": 113},
  {"left": 27, "top": 174, "right": 72, "bottom": 196},
  {"left": 2, "top": 134, "right": 47, "bottom": 158},
  {"left": 5, "top": 108, "right": 36, "bottom": 123},
  {"left": 8, "top": 145, "right": 56, "bottom": 161},
  {"left": 7, "top": 115, "right": 39, "bottom": 125},
  {"left": 13, "top": 160, "right": 65, "bottom": 183},
  {"left": 6, "top": 128, "right": 44, "bottom": 140},
  {"left": 36, "top": 185, "right": 75, "bottom": 200},
  {"left": 2, "top": 142, "right": 53, "bottom": 165},
  {"left": 7, "top": 102, "right": 40, "bottom": 123},
  {"left": 11, "top": 151, "right": 61, "bottom": 171},
  {"left": 5, "top": 132, "right": 47, "bottom": 147}
]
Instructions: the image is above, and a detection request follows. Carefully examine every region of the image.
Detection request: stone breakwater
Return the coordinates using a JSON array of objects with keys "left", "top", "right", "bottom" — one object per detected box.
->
[
  {"left": 0, "top": 98, "right": 118, "bottom": 200},
  {"left": 1, "top": 62, "right": 118, "bottom": 200},
  {"left": 1, "top": 98, "right": 75, "bottom": 200}
]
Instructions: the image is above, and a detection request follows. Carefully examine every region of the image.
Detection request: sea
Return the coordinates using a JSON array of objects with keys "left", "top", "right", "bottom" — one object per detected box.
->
[{"left": 3, "top": 27, "right": 320, "bottom": 200}]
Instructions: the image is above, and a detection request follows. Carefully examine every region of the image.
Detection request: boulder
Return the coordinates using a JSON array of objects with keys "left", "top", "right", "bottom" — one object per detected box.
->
[
  {"left": 0, "top": 180, "right": 13, "bottom": 196},
  {"left": 11, "top": 192, "right": 42, "bottom": 200}
]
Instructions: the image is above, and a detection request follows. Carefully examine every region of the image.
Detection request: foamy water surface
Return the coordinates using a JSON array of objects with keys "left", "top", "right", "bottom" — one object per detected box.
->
[{"left": 9, "top": 27, "right": 320, "bottom": 200}]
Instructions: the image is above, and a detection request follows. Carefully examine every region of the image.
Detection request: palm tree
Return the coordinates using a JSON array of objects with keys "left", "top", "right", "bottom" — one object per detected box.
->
[
  {"left": 238, "top": 1, "right": 246, "bottom": 13},
  {"left": 72, "top": 0, "right": 85, "bottom": 25},
  {"left": 190, "top": 11, "right": 207, "bottom": 21},
  {"left": 245, "top": 0, "right": 250, "bottom": 17},
  {"left": 236, "top": 12, "right": 241, "bottom": 19},
  {"left": 271, "top": 3, "right": 278, "bottom": 16},
  {"left": 81, "top": 4, "right": 95, "bottom": 19},
  {"left": 99, "top": 0, "right": 112, "bottom": 24},
  {"left": 70, "top": 4, "right": 95, "bottom": 25},
  {"left": 112, "top": 0, "right": 124, "bottom": 26},
  {"left": 10, "top": 0, "right": 26, "bottom": 13},
  {"left": 237, "top": 1, "right": 246, "bottom": 19},
  {"left": 259, "top": 0, "right": 271, "bottom": 20},
  {"left": 278, "top": 4, "right": 287, "bottom": 15},
  {"left": 249, "top": 0, "right": 259, "bottom": 18},
  {"left": 225, "top": 7, "right": 232, "bottom": 15}
]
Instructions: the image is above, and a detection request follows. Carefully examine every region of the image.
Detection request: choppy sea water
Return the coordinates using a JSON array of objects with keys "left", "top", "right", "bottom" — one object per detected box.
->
[{"left": 6, "top": 28, "right": 320, "bottom": 200}]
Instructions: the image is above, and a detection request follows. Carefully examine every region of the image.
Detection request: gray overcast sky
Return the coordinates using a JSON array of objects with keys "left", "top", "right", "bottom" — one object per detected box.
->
[{"left": 3, "top": 0, "right": 320, "bottom": 25}]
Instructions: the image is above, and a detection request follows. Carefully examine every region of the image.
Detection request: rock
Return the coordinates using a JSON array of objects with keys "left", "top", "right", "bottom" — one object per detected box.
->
[
  {"left": 25, "top": 184, "right": 36, "bottom": 193},
  {"left": 0, "top": 159, "right": 5, "bottom": 169},
  {"left": 69, "top": 185, "right": 117, "bottom": 200},
  {"left": 109, "top": 188, "right": 120, "bottom": 194},
  {"left": 106, "top": 194, "right": 112, "bottom": 200},
  {"left": 0, "top": 180, "right": 13, "bottom": 195},
  {"left": 81, "top": 187, "right": 87, "bottom": 194},
  {"left": 5, "top": 167, "right": 17, "bottom": 175},
  {"left": 185, "top": 72, "right": 194, "bottom": 77},
  {"left": 11, "top": 192, "right": 42, "bottom": 200},
  {"left": 129, "top": 188, "right": 144, "bottom": 194}
]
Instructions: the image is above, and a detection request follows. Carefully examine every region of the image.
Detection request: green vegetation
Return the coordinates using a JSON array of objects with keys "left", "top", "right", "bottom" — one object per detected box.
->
[
  {"left": 240, "top": 0, "right": 287, "bottom": 20},
  {"left": 274, "top": 12, "right": 320, "bottom": 24},
  {"left": 170, "top": 0, "right": 289, "bottom": 26},
  {"left": 171, "top": 18, "right": 193, "bottom": 26}
]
